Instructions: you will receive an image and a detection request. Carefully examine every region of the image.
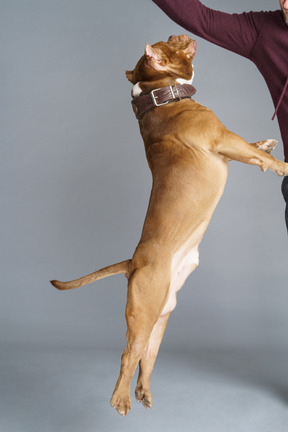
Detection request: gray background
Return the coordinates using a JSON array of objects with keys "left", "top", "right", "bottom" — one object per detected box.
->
[{"left": 1, "top": 1, "right": 288, "bottom": 431}]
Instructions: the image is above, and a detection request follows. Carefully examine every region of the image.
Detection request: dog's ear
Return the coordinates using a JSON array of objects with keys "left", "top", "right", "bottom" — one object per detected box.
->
[
  {"left": 145, "top": 44, "right": 161, "bottom": 61},
  {"left": 145, "top": 44, "right": 167, "bottom": 71},
  {"left": 126, "top": 70, "right": 134, "bottom": 83}
]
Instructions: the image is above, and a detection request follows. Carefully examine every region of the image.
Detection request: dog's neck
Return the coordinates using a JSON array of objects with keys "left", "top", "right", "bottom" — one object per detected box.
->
[{"left": 132, "top": 70, "right": 195, "bottom": 98}]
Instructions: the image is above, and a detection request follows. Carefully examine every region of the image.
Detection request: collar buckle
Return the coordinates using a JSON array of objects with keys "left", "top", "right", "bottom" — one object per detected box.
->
[
  {"left": 151, "top": 88, "right": 169, "bottom": 106},
  {"left": 151, "top": 86, "right": 179, "bottom": 106}
]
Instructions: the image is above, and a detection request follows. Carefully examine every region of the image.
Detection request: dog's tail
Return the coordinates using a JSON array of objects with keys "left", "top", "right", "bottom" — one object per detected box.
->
[{"left": 50, "top": 259, "right": 131, "bottom": 291}]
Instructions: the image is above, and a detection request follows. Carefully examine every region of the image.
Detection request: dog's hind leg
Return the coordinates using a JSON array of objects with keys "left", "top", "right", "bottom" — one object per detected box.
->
[
  {"left": 135, "top": 312, "right": 170, "bottom": 409},
  {"left": 110, "top": 265, "right": 170, "bottom": 416}
]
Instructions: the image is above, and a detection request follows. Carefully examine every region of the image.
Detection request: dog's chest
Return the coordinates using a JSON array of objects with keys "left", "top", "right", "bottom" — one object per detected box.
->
[{"left": 161, "top": 242, "right": 199, "bottom": 316}]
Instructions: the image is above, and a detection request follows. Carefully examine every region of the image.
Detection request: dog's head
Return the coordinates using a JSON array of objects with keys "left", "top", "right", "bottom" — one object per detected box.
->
[{"left": 126, "top": 35, "right": 197, "bottom": 89}]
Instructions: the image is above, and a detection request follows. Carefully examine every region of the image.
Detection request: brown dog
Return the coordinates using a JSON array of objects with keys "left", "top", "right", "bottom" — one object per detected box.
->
[{"left": 51, "top": 35, "right": 288, "bottom": 416}]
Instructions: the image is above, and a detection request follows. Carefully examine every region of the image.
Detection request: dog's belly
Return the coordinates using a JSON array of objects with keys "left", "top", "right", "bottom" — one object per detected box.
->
[{"left": 160, "top": 242, "right": 199, "bottom": 316}]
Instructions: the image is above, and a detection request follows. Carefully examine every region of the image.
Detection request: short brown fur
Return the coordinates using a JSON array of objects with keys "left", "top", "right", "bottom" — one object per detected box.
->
[{"left": 51, "top": 35, "right": 288, "bottom": 416}]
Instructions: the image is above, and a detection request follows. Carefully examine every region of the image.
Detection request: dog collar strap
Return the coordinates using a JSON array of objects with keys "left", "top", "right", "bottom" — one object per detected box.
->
[{"left": 131, "top": 84, "right": 196, "bottom": 119}]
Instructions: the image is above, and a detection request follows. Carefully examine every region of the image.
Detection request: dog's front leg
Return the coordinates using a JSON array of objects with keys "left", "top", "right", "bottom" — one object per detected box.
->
[
  {"left": 135, "top": 312, "right": 171, "bottom": 409},
  {"left": 216, "top": 132, "right": 288, "bottom": 175},
  {"left": 110, "top": 266, "right": 170, "bottom": 416}
]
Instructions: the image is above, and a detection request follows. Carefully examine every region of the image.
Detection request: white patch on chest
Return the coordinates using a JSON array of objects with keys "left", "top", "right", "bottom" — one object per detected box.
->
[
  {"left": 176, "top": 68, "right": 195, "bottom": 86},
  {"left": 160, "top": 241, "right": 199, "bottom": 316},
  {"left": 132, "top": 82, "right": 142, "bottom": 97}
]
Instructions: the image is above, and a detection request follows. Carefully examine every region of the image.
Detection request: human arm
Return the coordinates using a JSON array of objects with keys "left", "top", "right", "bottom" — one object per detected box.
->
[{"left": 152, "top": 0, "right": 269, "bottom": 59}]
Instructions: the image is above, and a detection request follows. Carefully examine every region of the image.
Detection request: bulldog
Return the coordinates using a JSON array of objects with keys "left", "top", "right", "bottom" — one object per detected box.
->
[{"left": 51, "top": 35, "right": 288, "bottom": 416}]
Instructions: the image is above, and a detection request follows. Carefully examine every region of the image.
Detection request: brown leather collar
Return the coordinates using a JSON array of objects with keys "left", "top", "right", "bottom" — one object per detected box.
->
[{"left": 131, "top": 84, "right": 196, "bottom": 119}]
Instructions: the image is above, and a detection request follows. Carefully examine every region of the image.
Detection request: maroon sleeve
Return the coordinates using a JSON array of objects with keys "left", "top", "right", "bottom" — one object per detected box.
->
[{"left": 152, "top": 0, "right": 269, "bottom": 59}]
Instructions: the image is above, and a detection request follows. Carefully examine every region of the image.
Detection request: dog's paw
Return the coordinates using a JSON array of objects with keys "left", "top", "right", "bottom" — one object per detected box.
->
[
  {"left": 135, "top": 384, "right": 153, "bottom": 409},
  {"left": 257, "top": 139, "right": 278, "bottom": 154},
  {"left": 110, "top": 391, "right": 131, "bottom": 416},
  {"left": 273, "top": 162, "right": 288, "bottom": 176}
]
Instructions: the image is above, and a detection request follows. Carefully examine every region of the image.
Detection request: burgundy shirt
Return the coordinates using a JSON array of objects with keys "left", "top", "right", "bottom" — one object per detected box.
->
[{"left": 152, "top": 0, "right": 288, "bottom": 161}]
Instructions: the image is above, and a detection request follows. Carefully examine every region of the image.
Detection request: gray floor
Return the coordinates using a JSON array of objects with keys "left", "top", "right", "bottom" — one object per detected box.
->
[{"left": 2, "top": 344, "right": 288, "bottom": 432}]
